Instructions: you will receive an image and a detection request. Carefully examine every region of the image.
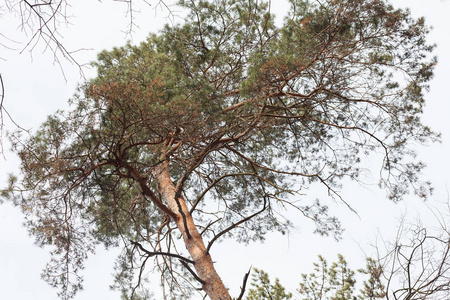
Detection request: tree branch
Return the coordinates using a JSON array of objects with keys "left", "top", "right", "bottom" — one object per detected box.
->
[
  {"left": 236, "top": 266, "right": 252, "bottom": 300},
  {"left": 180, "top": 259, "right": 206, "bottom": 286},
  {"left": 123, "top": 162, "right": 177, "bottom": 220},
  {"left": 190, "top": 172, "right": 256, "bottom": 214},
  {"left": 130, "top": 240, "right": 194, "bottom": 264},
  {"left": 206, "top": 196, "right": 268, "bottom": 254}
]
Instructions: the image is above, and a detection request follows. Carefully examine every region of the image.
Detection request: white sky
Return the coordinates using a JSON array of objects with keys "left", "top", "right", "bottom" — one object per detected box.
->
[{"left": 1, "top": 0, "right": 450, "bottom": 299}]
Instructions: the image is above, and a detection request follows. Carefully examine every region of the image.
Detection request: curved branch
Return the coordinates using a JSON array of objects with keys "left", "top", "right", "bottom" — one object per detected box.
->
[
  {"left": 123, "top": 162, "right": 177, "bottom": 220},
  {"left": 173, "top": 136, "right": 226, "bottom": 202},
  {"left": 190, "top": 172, "right": 255, "bottom": 214},
  {"left": 225, "top": 145, "right": 320, "bottom": 178},
  {"left": 206, "top": 196, "right": 268, "bottom": 254},
  {"left": 180, "top": 259, "right": 206, "bottom": 285},
  {"left": 130, "top": 240, "right": 194, "bottom": 264}
]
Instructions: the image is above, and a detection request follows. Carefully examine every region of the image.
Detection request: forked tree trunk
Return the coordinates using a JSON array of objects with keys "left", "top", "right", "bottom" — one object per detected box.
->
[{"left": 153, "top": 160, "right": 231, "bottom": 300}]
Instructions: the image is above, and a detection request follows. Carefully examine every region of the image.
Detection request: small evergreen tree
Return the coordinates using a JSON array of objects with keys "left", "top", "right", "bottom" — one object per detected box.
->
[
  {"left": 358, "top": 258, "right": 386, "bottom": 300},
  {"left": 250, "top": 255, "right": 385, "bottom": 300},
  {"left": 246, "top": 268, "right": 293, "bottom": 300}
]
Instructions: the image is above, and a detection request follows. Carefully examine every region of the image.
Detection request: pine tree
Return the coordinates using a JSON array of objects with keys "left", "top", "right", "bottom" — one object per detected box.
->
[{"left": 3, "top": 0, "right": 437, "bottom": 298}]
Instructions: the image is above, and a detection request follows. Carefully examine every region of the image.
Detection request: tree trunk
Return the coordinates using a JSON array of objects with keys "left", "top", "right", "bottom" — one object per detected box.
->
[{"left": 153, "top": 160, "right": 231, "bottom": 300}]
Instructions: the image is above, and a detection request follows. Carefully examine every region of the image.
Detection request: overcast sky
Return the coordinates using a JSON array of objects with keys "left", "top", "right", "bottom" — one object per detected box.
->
[{"left": 1, "top": 0, "right": 450, "bottom": 299}]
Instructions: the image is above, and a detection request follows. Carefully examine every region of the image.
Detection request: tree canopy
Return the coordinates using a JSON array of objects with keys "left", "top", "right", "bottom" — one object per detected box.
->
[
  {"left": 2, "top": 0, "right": 438, "bottom": 299},
  {"left": 246, "top": 255, "right": 386, "bottom": 300},
  {"left": 248, "top": 229, "right": 450, "bottom": 300}
]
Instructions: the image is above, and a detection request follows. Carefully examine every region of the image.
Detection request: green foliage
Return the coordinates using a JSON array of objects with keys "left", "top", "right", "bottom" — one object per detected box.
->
[
  {"left": 1, "top": 0, "right": 438, "bottom": 298},
  {"left": 250, "top": 255, "right": 385, "bottom": 300},
  {"left": 358, "top": 258, "right": 386, "bottom": 300},
  {"left": 246, "top": 268, "right": 293, "bottom": 300},
  {"left": 298, "top": 255, "right": 385, "bottom": 300},
  {"left": 299, "top": 254, "right": 357, "bottom": 300}
]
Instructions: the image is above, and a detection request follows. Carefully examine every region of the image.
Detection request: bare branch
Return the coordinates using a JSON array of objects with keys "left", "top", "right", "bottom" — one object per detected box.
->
[{"left": 130, "top": 240, "right": 194, "bottom": 264}]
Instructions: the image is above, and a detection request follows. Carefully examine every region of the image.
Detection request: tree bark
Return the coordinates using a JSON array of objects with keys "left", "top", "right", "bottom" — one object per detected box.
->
[{"left": 153, "top": 160, "right": 231, "bottom": 300}]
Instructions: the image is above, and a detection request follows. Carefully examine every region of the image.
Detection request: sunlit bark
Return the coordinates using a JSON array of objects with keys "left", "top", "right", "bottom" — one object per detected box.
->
[{"left": 153, "top": 160, "right": 231, "bottom": 300}]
